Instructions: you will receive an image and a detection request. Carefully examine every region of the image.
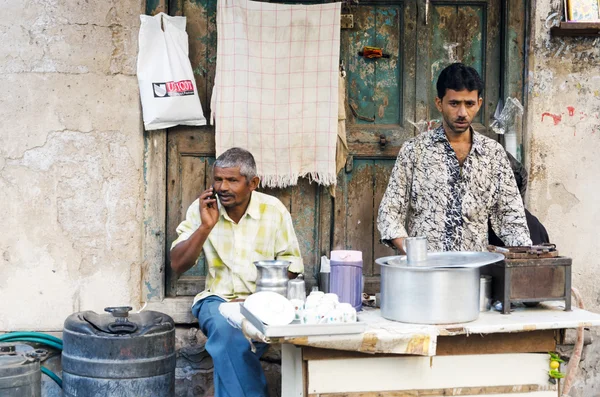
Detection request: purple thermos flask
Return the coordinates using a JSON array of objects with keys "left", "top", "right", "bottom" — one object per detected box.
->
[{"left": 330, "top": 250, "right": 363, "bottom": 311}]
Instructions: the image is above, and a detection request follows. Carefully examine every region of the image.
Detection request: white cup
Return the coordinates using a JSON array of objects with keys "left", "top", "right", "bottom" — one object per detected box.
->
[
  {"left": 322, "top": 293, "right": 339, "bottom": 304},
  {"left": 325, "top": 308, "right": 344, "bottom": 324},
  {"left": 338, "top": 303, "right": 357, "bottom": 323},
  {"left": 289, "top": 299, "right": 304, "bottom": 322},
  {"left": 316, "top": 303, "right": 335, "bottom": 322},
  {"left": 304, "top": 296, "right": 321, "bottom": 310},
  {"left": 309, "top": 290, "right": 325, "bottom": 299},
  {"left": 301, "top": 308, "right": 319, "bottom": 324}
]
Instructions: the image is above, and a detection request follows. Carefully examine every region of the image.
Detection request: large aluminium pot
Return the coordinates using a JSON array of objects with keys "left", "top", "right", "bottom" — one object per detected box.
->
[{"left": 376, "top": 252, "right": 503, "bottom": 324}]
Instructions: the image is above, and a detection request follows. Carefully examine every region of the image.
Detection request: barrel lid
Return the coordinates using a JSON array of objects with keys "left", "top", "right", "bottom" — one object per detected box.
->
[
  {"left": 0, "top": 343, "right": 44, "bottom": 368},
  {"left": 64, "top": 306, "right": 174, "bottom": 337}
]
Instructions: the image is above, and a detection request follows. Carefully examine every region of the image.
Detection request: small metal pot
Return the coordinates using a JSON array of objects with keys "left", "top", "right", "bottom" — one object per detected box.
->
[{"left": 255, "top": 260, "right": 291, "bottom": 296}]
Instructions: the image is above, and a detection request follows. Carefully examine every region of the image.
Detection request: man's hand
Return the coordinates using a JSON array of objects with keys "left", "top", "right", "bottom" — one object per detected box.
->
[
  {"left": 199, "top": 187, "right": 219, "bottom": 231},
  {"left": 170, "top": 188, "right": 219, "bottom": 276},
  {"left": 391, "top": 237, "right": 406, "bottom": 255}
]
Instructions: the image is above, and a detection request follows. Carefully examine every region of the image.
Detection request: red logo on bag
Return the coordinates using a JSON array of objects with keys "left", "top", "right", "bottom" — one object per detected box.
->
[{"left": 152, "top": 80, "right": 195, "bottom": 98}]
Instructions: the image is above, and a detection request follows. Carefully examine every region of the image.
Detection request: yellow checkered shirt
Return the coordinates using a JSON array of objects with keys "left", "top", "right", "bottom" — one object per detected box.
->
[{"left": 171, "top": 191, "right": 304, "bottom": 305}]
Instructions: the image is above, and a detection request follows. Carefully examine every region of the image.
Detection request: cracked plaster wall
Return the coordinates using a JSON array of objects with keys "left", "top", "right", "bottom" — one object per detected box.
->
[
  {"left": 526, "top": 1, "right": 600, "bottom": 395},
  {"left": 0, "top": 0, "right": 145, "bottom": 330}
]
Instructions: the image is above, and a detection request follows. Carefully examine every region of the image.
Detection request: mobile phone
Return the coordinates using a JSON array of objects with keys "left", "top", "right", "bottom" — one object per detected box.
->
[{"left": 206, "top": 186, "right": 217, "bottom": 208}]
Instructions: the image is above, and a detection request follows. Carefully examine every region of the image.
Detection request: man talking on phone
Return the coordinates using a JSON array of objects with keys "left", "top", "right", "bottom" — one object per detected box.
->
[{"left": 170, "top": 147, "right": 303, "bottom": 397}]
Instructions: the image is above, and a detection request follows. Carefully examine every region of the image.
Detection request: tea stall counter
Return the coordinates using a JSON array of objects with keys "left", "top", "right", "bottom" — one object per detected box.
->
[{"left": 224, "top": 302, "right": 600, "bottom": 397}]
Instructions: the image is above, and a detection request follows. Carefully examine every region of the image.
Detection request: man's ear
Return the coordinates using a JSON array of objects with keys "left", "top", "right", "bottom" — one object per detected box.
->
[
  {"left": 435, "top": 96, "right": 443, "bottom": 112},
  {"left": 478, "top": 97, "right": 483, "bottom": 108},
  {"left": 248, "top": 176, "right": 260, "bottom": 191}
]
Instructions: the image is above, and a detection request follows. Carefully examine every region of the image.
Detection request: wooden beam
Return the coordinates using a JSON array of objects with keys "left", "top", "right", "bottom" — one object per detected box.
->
[
  {"left": 551, "top": 22, "right": 600, "bottom": 37},
  {"left": 301, "top": 330, "right": 556, "bottom": 360},
  {"left": 141, "top": 130, "right": 167, "bottom": 302},
  {"left": 141, "top": 0, "right": 168, "bottom": 302},
  {"left": 436, "top": 329, "right": 557, "bottom": 355}
]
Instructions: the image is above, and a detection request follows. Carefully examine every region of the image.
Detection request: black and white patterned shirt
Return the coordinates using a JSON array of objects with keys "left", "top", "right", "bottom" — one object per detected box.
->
[{"left": 377, "top": 126, "right": 532, "bottom": 252}]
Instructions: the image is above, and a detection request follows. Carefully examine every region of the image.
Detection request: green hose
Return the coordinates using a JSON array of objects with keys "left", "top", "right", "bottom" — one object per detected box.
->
[
  {"left": 41, "top": 366, "right": 63, "bottom": 388},
  {"left": 0, "top": 332, "right": 63, "bottom": 347},
  {"left": 0, "top": 337, "right": 63, "bottom": 351}
]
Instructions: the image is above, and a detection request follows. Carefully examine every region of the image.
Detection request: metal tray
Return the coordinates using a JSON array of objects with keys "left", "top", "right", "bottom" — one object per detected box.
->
[
  {"left": 381, "top": 251, "right": 504, "bottom": 270},
  {"left": 240, "top": 304, "right": 366, "bottom": 338}
]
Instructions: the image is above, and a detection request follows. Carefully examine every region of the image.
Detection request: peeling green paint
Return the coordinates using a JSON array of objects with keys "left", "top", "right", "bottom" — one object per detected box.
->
[
  {"left": 342, "top": 5, "right": 402, "bottom": 125},
  {"left": 145, "top": 280, "right": 160, "bottom": 299},
  {"left": 430, "top": 4, "right": 485, "bottom": 123},
  {"left": 145, "top": 0, "right": 164, "bottom": 16}
]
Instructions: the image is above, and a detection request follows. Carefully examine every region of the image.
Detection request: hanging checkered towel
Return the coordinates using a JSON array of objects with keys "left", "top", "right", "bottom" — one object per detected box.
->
[{"left": 211, "top": 0, "right": 341, "bottom": 188}]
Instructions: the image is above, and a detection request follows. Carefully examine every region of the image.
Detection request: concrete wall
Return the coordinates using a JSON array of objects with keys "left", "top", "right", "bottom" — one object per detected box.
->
[
  {"left": 526, "top": 1, "right": 600, "bottom": 395},
  {"left": 0, "top": 0, "right": 145, "bottom": 330}
]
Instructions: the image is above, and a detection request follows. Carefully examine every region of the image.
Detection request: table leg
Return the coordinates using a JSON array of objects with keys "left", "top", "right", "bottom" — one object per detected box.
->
[
  {"left": 503, "top": 267, "right": 511, "bottom": 315},
  {"left": 565, "top": 265, "right": 572, "bottom": 311},
  {"left": 281, "top": 344, "right": 304, "bottom": 397}
]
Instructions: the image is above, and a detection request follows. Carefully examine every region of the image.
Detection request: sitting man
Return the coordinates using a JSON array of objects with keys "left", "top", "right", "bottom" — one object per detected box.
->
[{"left": 170, "top": 147, "right": 303, "bottom": 397}]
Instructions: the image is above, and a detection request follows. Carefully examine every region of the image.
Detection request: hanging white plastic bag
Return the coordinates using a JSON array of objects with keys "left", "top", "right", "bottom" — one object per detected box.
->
[{"left": 137, "top": 13, "right": 206, "bottom": 130}]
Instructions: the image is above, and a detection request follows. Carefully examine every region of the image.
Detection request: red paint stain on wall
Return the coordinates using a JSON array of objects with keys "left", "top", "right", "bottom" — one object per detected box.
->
[
  {"left": 541, "top": 112, "right": 562, "bottom": 125},
  {"left": 567, "top": 106, "right": 575, "bottom": 116}
]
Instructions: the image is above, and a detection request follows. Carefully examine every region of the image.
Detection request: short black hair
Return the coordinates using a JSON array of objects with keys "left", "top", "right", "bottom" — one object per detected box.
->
[{"left": 436, "top": 63, "right": 484, "bottom": 99}]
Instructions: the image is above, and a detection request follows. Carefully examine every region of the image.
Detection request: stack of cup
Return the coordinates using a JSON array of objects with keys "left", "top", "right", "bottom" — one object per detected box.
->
[{"left": 300, "top": 290, "right": 357, "bottom": 325}]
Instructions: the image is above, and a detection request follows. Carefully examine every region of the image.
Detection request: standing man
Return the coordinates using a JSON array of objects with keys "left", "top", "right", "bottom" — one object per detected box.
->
[
  {"left": 377, "top": 63, "right": 531, "bottom": 252},
  {"left": 170, "top": 147, "right": 303, "bottom": 397}
]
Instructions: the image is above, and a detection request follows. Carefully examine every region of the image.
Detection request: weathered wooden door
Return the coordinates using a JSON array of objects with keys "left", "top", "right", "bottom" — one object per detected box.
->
[{"left": 165, "top": 0, "right": 521, "bottom": 297}]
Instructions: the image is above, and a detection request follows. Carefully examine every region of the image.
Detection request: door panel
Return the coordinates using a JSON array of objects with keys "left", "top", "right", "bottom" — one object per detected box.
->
[
  {"left": 416, "top": 0, "right": 501, "bottom": 137},
  {"left": 166, "top": 130, "right": 215, "bottom": 296},
  {"left": 341, "top": 1, "right": 417, "bottom": 157},
  {"left": 333, "top": 159, "right": 396, "bottom": 294},
  {"left": 430, "top": 4, "right": 486, "bottom": 123}
]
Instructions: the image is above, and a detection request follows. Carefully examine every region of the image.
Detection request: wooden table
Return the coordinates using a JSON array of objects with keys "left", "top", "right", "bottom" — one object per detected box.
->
[{"left": 278, "top": 304, "right": 600, "bottom": 397}]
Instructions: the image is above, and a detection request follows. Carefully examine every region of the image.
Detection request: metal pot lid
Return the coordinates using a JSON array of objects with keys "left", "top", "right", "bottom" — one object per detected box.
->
[
  {"left": 377, "top": 251, "right": 504, "bottom": 270},
  {"left": 64, "top": 306, "right": 174, "bottom": 337},
  {"left": 288, "top": 273, "right": 304, "bottom": 286},
  {"left": 254, "top": 260, "right": 291, "bottom": 268},
  {"left": 0, "top": 343, "right": 44, "bottom": 367}
]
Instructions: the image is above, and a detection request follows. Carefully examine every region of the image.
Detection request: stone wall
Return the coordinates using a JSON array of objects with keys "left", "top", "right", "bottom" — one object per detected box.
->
[
  {"left": 526, "top": 1, "right": 600, "bottom": 395},
  {"left": 0, "top": 0, "right": 145, "bottom": 330}
]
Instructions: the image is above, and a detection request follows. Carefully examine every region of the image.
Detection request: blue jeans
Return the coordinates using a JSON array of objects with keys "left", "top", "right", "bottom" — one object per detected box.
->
[{"left": 192, "top": 296, "right": 269, "bottom": 397}]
